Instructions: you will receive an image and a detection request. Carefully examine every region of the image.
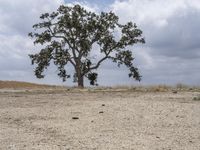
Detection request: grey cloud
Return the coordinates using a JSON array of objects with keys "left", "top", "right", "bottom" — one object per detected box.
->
[
  {"left": 0, "top": 0, "right": 200, "bottom": 86},
  {"left": 110, "top": 0, "right": 200, "bottom": 85},
  {"left": 140, "top": 56, "right": 200, "bottom": 85},
  {"left": 142, "top": 8, "right": 200, "bottom": 59},
  {"left": 0, "top": 0, "right": 66, "bottom": 85},
  {"left": 0, "top": 0, "right": 63, "bottom": 35}
]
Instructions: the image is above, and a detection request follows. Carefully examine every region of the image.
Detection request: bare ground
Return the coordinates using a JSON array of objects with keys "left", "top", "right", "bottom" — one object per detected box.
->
[{"left": 0, "top": 89, "right": 200, "bottom": 150}]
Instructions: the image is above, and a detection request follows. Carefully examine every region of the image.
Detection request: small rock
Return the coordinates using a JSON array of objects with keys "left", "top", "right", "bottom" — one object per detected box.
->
[
  {"left": 72, "top": 117, "right": 79, "bottom": 120},
  {"left": 102, "top": 104, "right": 105, "bottom": 106},
  {"left": 99, "top": 111, "right": 104, "bottom": 114},
  {"left": 172, "top": 91, "right": 178, "bottom": 94}
]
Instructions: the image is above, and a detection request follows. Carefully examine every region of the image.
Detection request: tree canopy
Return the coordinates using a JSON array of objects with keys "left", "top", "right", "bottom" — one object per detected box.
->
[{"left": 29, "top": 4, "right": 145, "bottom": 87}]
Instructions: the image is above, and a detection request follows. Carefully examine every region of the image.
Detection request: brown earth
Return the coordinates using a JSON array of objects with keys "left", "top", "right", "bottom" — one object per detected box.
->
[
  {"left": 0, "top": 85, "right": 200, "bottom": 150},
  {"left": 0, "top": 80, "right": 57, "bottom": 89}
]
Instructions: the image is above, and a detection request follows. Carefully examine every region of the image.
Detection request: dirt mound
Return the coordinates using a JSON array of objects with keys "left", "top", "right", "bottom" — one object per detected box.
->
[{"left": 0, "top": 80, "right": 53, "bottom": 89}]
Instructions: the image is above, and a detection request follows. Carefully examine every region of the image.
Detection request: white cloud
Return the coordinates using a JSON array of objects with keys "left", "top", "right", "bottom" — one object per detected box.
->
[
  {"left": 0, "top": 0, "right": 200, "bottom": 86},
  {"left": 66, "top": 1, "right": 100, "bottom": 12},
  {"left": 0, "top": 0, "right": 65, "bottom": 84},
  {"left": 110, "top": 0, "right": 200, "bottom": 85},
  {"left": 111, "top": 0, "right": 193, "bottom": 24},
  {"left": 0, "top": 0, "right": 64, "bottom": 35}
]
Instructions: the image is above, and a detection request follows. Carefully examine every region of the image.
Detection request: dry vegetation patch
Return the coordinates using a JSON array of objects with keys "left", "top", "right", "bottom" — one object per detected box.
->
[{"left": 0, "top": 80, "right": 53, "bottom": 89}]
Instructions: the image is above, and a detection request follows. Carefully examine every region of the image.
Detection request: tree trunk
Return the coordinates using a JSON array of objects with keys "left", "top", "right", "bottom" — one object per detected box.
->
[
  {"left": 78, "top": 76, "right": 84, "bottom": 88},
  {"left": 76, "top": 61, "right": 84, "bottom": 88}
]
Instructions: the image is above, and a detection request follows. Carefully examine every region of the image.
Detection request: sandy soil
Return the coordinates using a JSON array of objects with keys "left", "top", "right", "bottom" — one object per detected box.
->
[{"left": 0, "top": 89, "right": 200, "bottom": 150}]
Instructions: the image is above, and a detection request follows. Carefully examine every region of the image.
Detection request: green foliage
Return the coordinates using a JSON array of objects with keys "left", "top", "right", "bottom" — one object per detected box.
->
[
  {"left": 29, "top": 4, "right": 145, "bottom": 87},
  {"left": 88, "top": 72, "right": 98, "bottom": 86}
]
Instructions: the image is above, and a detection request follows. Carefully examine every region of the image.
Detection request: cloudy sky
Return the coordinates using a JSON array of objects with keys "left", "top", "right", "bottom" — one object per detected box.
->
[{"left": 0, "top": 0, "right": 200, "bottom": 86}]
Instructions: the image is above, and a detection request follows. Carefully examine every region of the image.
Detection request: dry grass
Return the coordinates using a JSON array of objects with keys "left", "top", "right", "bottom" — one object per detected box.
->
[
  {"left": 100, "top": 84, "right": 200, "bottom": 92},
  {"left": 193, "top": 95, "right": 200, "bottom": 101},
  {"left": 0, "top": 80, "right": 199, "bottom": 93},
  {"left": 0, "top": 80, "right": 56, "bottom": 89}
]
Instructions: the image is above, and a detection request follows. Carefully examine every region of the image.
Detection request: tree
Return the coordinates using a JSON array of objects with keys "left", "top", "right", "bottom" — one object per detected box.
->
[{"left": 29, "top": 4, "right": 145, "bottom": 88}]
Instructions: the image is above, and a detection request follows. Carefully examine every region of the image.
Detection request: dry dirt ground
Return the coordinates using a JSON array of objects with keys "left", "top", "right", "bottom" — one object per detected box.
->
[{"left": 0, "top": 88, "right": 200, "bottom": 150}]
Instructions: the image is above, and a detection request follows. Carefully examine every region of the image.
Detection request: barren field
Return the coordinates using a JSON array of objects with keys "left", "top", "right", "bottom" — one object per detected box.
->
[{"left": 0, "top": 88, "right": 200, "bottom": 150}]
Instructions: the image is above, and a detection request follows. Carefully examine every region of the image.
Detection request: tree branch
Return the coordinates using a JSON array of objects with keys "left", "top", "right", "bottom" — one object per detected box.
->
[
  {"left": 90, "top": 56, "right": 109, "bottom": 70},
  {"left": 47, "top": 25, "right": 78, "bottom": 67}
]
